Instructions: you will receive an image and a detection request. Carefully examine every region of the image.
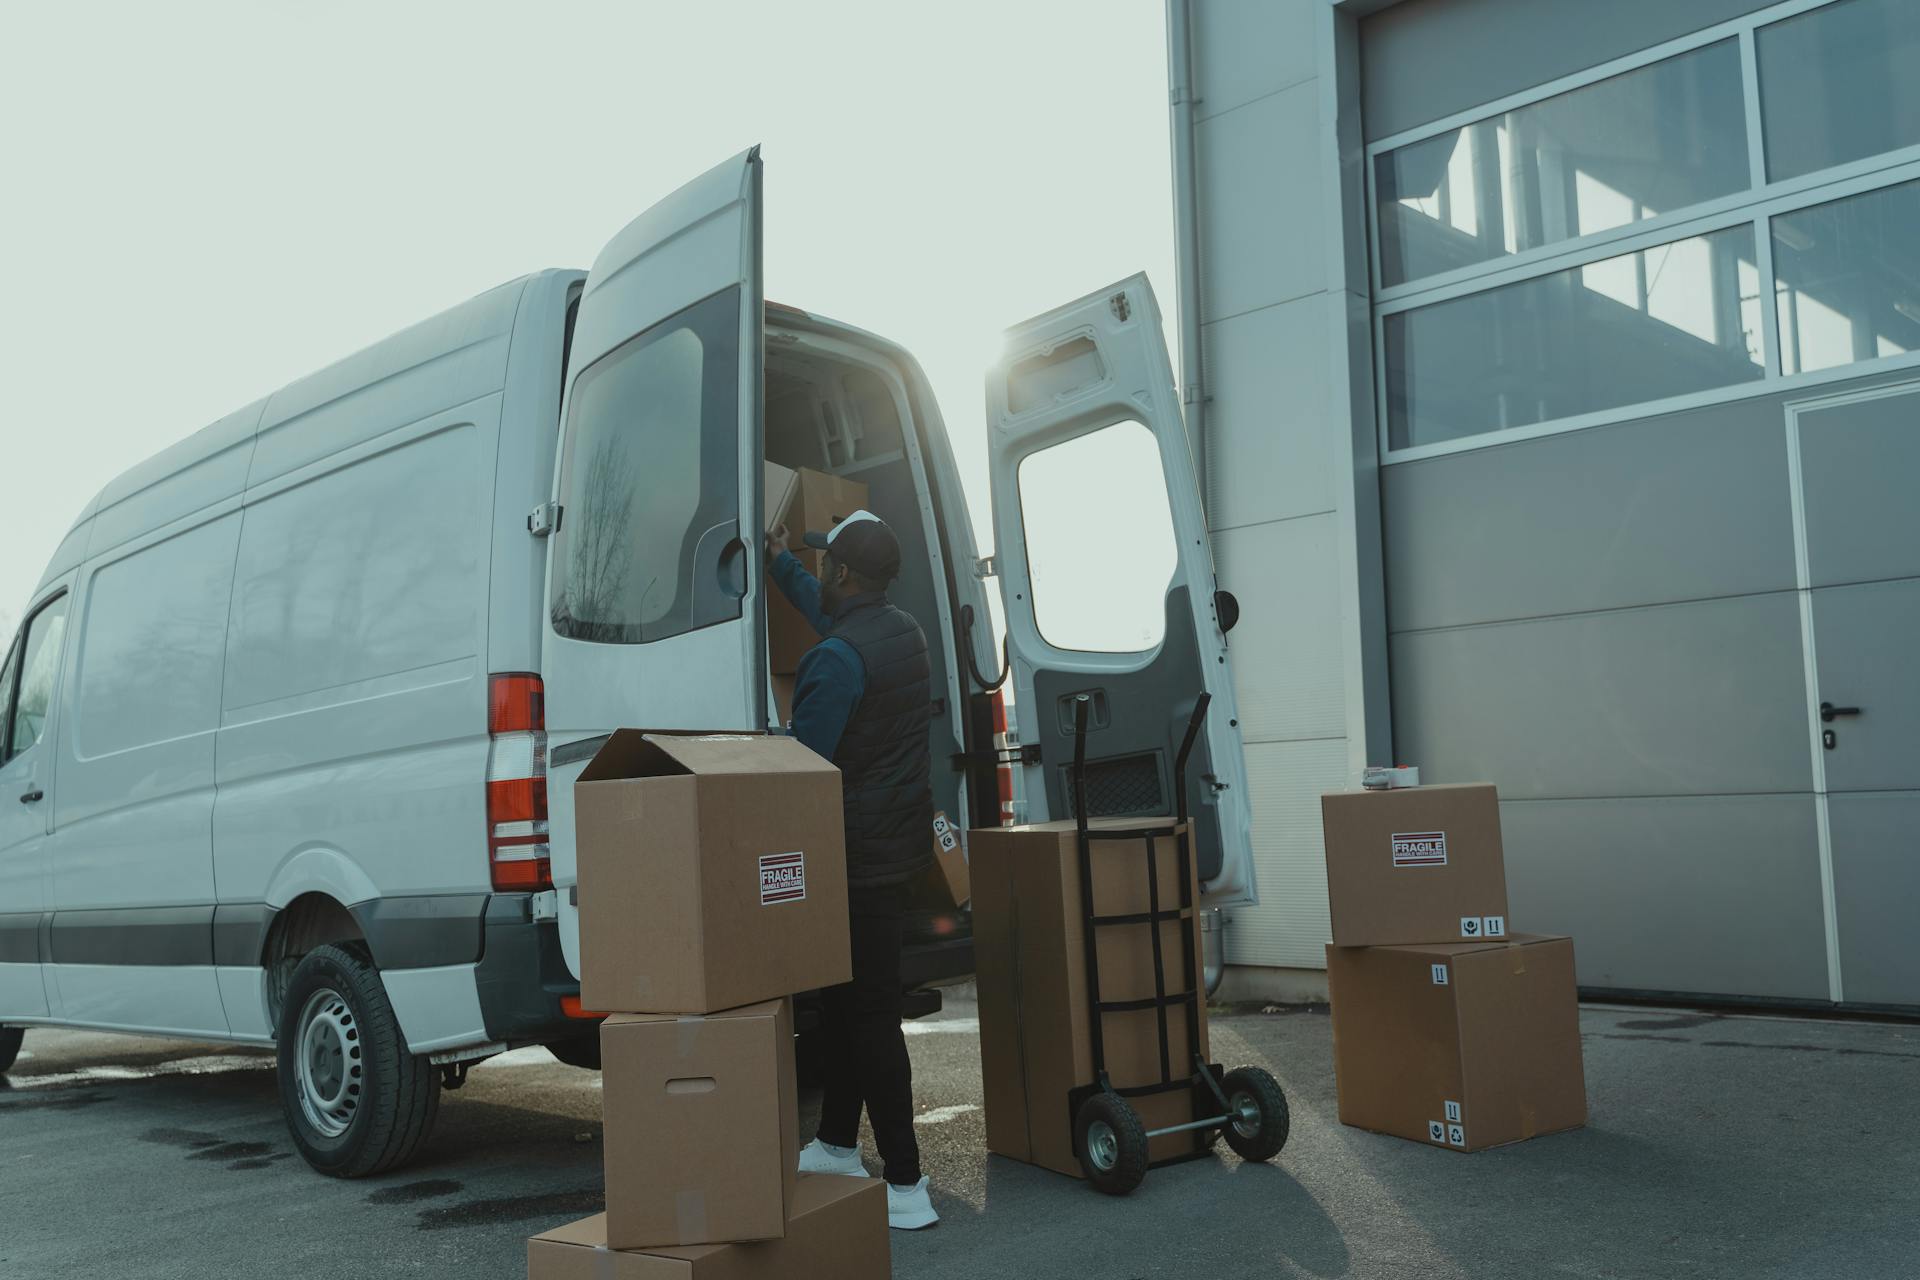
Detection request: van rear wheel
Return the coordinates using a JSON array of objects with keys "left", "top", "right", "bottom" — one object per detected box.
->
[
  {"left": 276, "top": 943, "right": 440, "bottom": 1177},
  {"left": 0, "top": 1026, "right": 22, "bottom": 1073}
]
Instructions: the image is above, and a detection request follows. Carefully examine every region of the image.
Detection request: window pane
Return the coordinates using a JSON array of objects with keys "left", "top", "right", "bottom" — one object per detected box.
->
[
  {"left": 1759, "top": 0, "right": 1920, "bottom": 181},
  {"left": 0, "top": 640, "right": 17, "bottom": 758},
  {"left": 1774, "top": 178, "right": 1920, "bottom": 375},
  {"left": 8, "top": 597, "right": 68, "bottom": 763},
  {"left": 1375, "top": 40, "right": 1749, "bottom": 287},
  {"left": 1017, "top": 421, "right": 1176, "bottom": 653},
  {"left": 551, "top": 288, "right": 742, "bottom": 645},
  {"left": 1385, "top": 225, "right": 1763, "bottom": 449}
]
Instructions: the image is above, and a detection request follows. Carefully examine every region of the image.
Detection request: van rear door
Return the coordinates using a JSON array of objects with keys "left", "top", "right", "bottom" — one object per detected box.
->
[
  {"left": 984, "top": 274, "right": 1255, "bottom": 905},
  {"left": 541, "top": 148, "right": 767, "bottom": 973}
]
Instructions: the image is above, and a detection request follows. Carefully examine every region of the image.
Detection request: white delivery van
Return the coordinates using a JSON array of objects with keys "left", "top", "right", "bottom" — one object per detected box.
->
[{"left": 0, "top": 149, "right": 1253, "bottom": 1176}]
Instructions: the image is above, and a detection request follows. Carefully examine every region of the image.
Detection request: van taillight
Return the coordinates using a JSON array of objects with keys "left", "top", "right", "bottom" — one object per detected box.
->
[
  {"left": 991, "top": 689, "right": 1018, "bottom": 826},
  {"left": 488, "top": 673, "right": 551, "bottom": 892}
]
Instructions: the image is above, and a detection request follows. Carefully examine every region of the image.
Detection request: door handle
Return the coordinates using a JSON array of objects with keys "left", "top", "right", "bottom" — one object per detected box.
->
[
  {"left": 19, "top": 789, "right": 43, "bottom": 804},
  {"left": 1819, "top": 702, "right": 1861, "bottom": 722}
]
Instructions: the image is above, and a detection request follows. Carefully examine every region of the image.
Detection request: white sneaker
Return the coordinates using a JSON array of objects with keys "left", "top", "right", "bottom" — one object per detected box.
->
[
  {"left": 798, "top": 1138, "right": 869, "bottom": 1178},
  {"left": 887, "top": 1176, "right": 938, "bottom": 1230}
]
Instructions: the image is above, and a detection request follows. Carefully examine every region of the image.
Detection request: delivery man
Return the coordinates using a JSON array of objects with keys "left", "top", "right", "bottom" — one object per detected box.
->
[{"left": 766, "top": 509, "right": 939, "bottom": 1231}]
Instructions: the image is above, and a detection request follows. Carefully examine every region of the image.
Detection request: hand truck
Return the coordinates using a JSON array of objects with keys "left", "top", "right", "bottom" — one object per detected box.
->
[{"left": 1066, "top": 691, "right": 1290, "bottom": 1194}]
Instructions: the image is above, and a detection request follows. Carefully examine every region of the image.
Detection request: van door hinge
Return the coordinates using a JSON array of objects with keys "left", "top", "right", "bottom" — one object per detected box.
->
[
  {"left": 528, "top": 502, "right": 563, "bottom": 537},
  {"left": 530, "top": 889, "right": 559, "bottom": 922},
  {"left": 972, "top": 555, "right": 997, "bottom": 580}
]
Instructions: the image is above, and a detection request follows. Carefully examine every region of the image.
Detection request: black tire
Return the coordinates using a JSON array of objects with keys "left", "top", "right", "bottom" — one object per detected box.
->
[
  {"left": 1219, "top": 1066, "right": 1290, "bottom": 1163},
  {"left": 1074, "top": 1092, "right": 1149, "bottom": 1195},
  {"left": 276, "top": 942, "right": 440, "bottom": 1177},
  {"left": 546, "top": 1034, "right": 601, "bottom": 1070},
  {"left": 0, "top": 1025, "right": 22, "bottom": 1073}
]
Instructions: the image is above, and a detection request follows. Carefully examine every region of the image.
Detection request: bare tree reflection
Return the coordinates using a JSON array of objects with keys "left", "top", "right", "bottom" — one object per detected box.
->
[{"left": 558, "top": 437, "right": 637, "bottom": 643}]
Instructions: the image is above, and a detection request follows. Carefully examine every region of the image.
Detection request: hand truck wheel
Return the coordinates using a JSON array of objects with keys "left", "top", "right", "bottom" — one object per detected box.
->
[
  {"left": 1074, "top": 1092, "right": 1149, "bottom": 1195},
  {"left": 1219, "top": 1066, "right": 1290, "bottom": 1163}
]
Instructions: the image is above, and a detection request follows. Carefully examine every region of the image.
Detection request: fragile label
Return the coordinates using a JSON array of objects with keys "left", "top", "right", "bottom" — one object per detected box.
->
[
  {"left": 1427, "top": 1120, "right": 1446, "bottom": 1143},
  {"left": 932, "top": 811, "right": 959, "bottom": 853},
  {"left": 1445, "top": 1100, "right": 1462, "bottom": 1123},
  {"left": 1430, "top": 964, "right": 1449, "bottom": 985},
  {"left": 1459, "top": 916, "right": 1483, "bottom": 938},
  {"left": 1447, "top": 1123, "right": 1466, "bottom": 1148},
  {"left": 1392, "top": 831, "right": 1447, "bottom": 867},
  {"left": 759, "top": 852, "right": 806, "bottom": 906},
  {"left": 1483, "top": 915, "right": 1507, "bottom": 938}
]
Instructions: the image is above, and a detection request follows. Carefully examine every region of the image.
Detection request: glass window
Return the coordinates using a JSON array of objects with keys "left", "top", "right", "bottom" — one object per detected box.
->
[
  {"left": 1375, "top": 40, "right": 1749, "bottom": 287},
  {"left": 1773, "top": 178, "right": 1920, "bottom": 375},
  {"left": 1016, "top": 421, "right": 1177, "bottom": 653},
  {"left": 1385, "top": 225, "right": 1763, "bottom": 449},
  {"left": 551, "top": 288, "right": 742, "bottom": 645},
  {"left": 0, "top": 638, "right": 17, "bottom": 759},
  {"left": 8, "top": 595, "right": 68, "bottom": 763},
  {"left": 1759, "top": 0, "right": 1920, "bottom": 182}
]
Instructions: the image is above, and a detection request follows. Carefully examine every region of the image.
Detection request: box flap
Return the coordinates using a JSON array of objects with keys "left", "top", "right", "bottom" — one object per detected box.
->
[
  {"left": 649, "top": 732, "right": 837, "bottom": 777},
  {"left": 532, "top": 1214, "right": 614, "bottom": 1248}
]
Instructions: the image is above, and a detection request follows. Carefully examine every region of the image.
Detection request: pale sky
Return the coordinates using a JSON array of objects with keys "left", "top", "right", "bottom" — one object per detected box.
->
[{"left": 0, "top": 1, "right": 1176, "bottom": 645}]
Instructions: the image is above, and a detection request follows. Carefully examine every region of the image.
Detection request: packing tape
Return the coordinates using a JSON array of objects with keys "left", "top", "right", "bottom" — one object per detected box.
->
[
  {"left": 592, "top": 1244, "right": 618, "bottom": 1280},
  {"left": 675, "top": 1189, "right": 708, "bottom": 1243},
  {"left": 676, "top": 1015, "right": 705, "bottom": 1058}
]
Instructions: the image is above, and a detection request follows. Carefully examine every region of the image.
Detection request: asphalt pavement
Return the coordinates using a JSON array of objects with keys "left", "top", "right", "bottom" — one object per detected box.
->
[{"left": 2, "top": 988, "right": 1915, "bottom": 1278}]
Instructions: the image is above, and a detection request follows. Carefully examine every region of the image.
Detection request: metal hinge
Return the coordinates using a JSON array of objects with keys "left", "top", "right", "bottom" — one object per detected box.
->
[
  {"left": 972, "top": 555, "right": 997, "bottom": 580},
  {"left": 530, "top": 889, "right": 559, "bottom": 922},
  {"left": 528, "top": 502, "right": 563, "bottom": 537}
]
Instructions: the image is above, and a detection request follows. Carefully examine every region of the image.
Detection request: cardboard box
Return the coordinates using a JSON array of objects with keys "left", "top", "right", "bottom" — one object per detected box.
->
[
  {"left": 1322, "top": 783, "right": 1511, "bottom": 946},
  {"left": 766, "top": 465, "right": 869, "bottom": 673},
  {"left": 1326, "top": 934, "right": 1587, "bottom": 1153},
  {"left": 770, "top": 674, "right": 796, "bottom": 729},
  {"left": 601, "top": 999, "right": 797, "bottom": 1249},
  {"left": 577, "top": 730, "right": 851, "bottom": 1013},
  {"left": 528, "top": 1175, "right": 889, "bottom": 1279},
  {"left": 907, "top": 812, "right": 969, "bottom": 911},
  {"left": 970, "top": 819, "right": 1212, "bottom": 1177}
]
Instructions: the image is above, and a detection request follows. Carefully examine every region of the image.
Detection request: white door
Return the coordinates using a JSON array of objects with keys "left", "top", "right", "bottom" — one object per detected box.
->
[
  {"left": 985, "top": 274, "right": 1256, "bottom": 905},
  {"left": 0, "top": 586, "right": 71, "bottom": 1020},
  {"left": 541, "top": 148, "right": 767, "bottom": 974}
]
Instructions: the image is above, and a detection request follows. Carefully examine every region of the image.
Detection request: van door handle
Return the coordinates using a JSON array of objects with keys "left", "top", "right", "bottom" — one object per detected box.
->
[
  {"left": 1819, "top": 702, "right": 1861, "bottom": 722},
  {"left": 19, "top": 789, "right": 43, "bottom": 804}
]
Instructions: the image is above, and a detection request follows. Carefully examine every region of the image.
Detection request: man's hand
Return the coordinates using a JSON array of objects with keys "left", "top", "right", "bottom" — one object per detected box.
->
[{"left": 766, "top": 522, "right": 790, "bottom": 560}]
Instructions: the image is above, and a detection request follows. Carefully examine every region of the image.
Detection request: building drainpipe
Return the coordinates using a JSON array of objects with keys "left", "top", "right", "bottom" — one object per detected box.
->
[{"left": 1166, "top": 0, "right": 1207, "bottom": 510}]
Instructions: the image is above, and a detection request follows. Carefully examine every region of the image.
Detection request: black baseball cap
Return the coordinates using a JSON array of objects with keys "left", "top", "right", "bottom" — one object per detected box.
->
[{"left": 803, "top": 510, "right": 902, "bottom": 583}]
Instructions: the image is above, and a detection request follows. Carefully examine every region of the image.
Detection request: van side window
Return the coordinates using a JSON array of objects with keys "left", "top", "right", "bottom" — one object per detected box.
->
[
  {"left": 1016, "top": 421, "right": 1179, "bottom": 653},
  {"left": 0, "top": 637, "right": 17, "bottom": 759},
  {"left": 6, "top": 595, "right": 69, "bottom": 763},
  {"left": 551, "top": 288, "right": 742, "bottom": 645}
]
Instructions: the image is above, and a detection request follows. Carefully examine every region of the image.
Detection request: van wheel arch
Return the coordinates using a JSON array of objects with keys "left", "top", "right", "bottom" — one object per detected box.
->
[{"left": 262, "top": 893, "right": 366, "bottom": 1030}]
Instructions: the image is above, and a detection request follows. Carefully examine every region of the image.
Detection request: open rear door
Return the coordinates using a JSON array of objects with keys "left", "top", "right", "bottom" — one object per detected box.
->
[
  {"left": 986, "top": 274, "right": 1254, "bottom": 904},
  {"left": 541, "top": 148, "right": 766, "bottom": 972}
]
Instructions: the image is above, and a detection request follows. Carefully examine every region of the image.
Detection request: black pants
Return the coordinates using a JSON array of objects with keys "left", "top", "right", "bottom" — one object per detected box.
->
[{"left": 815, "top": 885, "right": 921, "bottom": 1186}]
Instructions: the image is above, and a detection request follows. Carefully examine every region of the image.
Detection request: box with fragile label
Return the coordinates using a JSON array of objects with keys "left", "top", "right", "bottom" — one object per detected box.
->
[
  {"left": 765, "top": 463, "right": 870, "bottom": 674},
  {"left": 1321, "top": 783, "right": 1510, "bottom": 946},
  {"left": 1325, "top": 934, "right": 1586, "bottom": 1153},
  {"left": 528, "top": 1175, "right": 889, "bottom": 1279},
  {"left": 602, "top": 1000, "right": 797, "bottom": 1249},
  {"left": 576, "top": 730, "right": 852, "bottom": 1014},
  {"left": 970, "top": 820, "right": 1211, "bottom": 1177},
  {"left": 908, "top": 811, "right": 970, "bottom": 912}
]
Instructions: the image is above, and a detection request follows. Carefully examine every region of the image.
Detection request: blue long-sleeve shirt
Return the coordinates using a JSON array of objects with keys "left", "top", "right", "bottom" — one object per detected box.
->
[{"left": 770, "top": 550, "right": 866, "bottom": 760}]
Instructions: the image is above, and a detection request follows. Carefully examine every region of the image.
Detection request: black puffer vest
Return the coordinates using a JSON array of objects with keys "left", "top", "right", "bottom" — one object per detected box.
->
[{"left": 827, "top": 593, "right": 934, "bottom": 890}]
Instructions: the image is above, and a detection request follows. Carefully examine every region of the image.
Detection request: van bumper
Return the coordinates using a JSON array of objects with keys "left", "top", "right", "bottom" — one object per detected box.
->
[{"left": 473, "top": 894, "right": 581, "bottom": 1045}]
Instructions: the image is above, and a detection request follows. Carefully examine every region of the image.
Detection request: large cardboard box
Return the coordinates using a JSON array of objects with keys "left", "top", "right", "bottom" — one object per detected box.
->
[
  {"left": 765, "top": 464, "right": 869, "bottom": 674},
  {"left": 1326, "top": 934, "right": 1587, "bottom": 1153},
  {"left": 601, "top": 999, "right": 797, "bottom": 1249},
  {"left": 907, "top": 812, "right": 969, "bottom": 912},
  {"left": 528, "top": 1175, "right": 889, "bottom": 1279},
  {"left": 1322, "top": 783, "right": 1511, "bottom": 946},
  {"left": 576, "top": 731, "right": 851, "bottom": 1013},
  {"left": 970, "top": 820, "right": 1212, "bottom": 1177}
]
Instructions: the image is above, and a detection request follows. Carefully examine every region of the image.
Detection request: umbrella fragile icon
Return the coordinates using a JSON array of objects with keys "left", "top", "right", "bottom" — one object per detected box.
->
[{"left": 1460, "top": 916, "right": 1481, "bottom": 937}]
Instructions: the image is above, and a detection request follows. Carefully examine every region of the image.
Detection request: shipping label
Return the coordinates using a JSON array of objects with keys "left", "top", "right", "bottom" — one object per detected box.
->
[
  {"left": 1445, "top": 1100, "right": 1462, "bottom": 1123},
  {"left": 1459, "top": 916, "right": 1483, "bottom": 938},
  {"left": 759, "top": 852, "right": 806, "bottom": 906},
  {"left": 1391, "top": 831, "right": 1447, "bottom": 867},
  {"left": 1430, "top": 963, "right": 1449, "bottom": 986},
  {"left": 1447, "top": 1123, "right": 1467, "bottom": 1148},
  {"left": 1427, "top": 1120, "right": 1446, "bottom": 1144},
  {"left": 1482, "top": 915, "right": 1507, "bottom": 938},
  {"left": 932, "top": 811, "right": 959, "bottom": 853}
]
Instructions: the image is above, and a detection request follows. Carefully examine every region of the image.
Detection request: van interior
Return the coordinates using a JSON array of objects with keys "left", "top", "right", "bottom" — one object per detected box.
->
[{"left": 761, "top": 323, "right": 970, "bottom": 833}]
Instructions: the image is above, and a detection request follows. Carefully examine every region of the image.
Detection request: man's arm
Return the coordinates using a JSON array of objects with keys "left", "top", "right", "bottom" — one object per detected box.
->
[
  {"left": 788, "top": 638, "right": 864, "bottom": 760},
  {"left": 769, "top": 549, "right": 833, "bottom": 638}
]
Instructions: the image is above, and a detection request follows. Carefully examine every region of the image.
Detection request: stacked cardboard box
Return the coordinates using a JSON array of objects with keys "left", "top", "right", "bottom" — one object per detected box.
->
[
  {"left": 528, "top": 729, "right": 889, "bottom": 1278},
  {"left": 1321, "top": 783, "right": 1587, "bottom": 1153},
  {"left": 969, "top": 819, "right": 1213, "bottom": 1176},
  {"left": 764, "top": 462, "right": 869, "bottom": 676}
]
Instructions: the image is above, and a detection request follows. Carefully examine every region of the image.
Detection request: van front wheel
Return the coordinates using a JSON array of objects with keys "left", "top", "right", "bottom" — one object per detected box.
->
[{"left": 276, "top": 943, "right": 440, "bottom": 1177}]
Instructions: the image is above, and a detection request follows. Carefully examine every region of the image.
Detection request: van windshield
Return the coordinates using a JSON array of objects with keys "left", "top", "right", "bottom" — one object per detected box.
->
[{"left": 550, "top": 287, "right": 742, "bottom": 644}]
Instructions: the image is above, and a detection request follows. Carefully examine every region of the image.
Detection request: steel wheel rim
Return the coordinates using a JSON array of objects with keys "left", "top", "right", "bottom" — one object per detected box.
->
[
  {"left": 1230, "top": 1091, "right": 1261, "bottom": 1139},
  {"left": 294, "top": 987, "right": 362, "bottom": 1139},
  {"left": 1086, "top": 1119, "right": 1119, "bottom": 1172}
]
